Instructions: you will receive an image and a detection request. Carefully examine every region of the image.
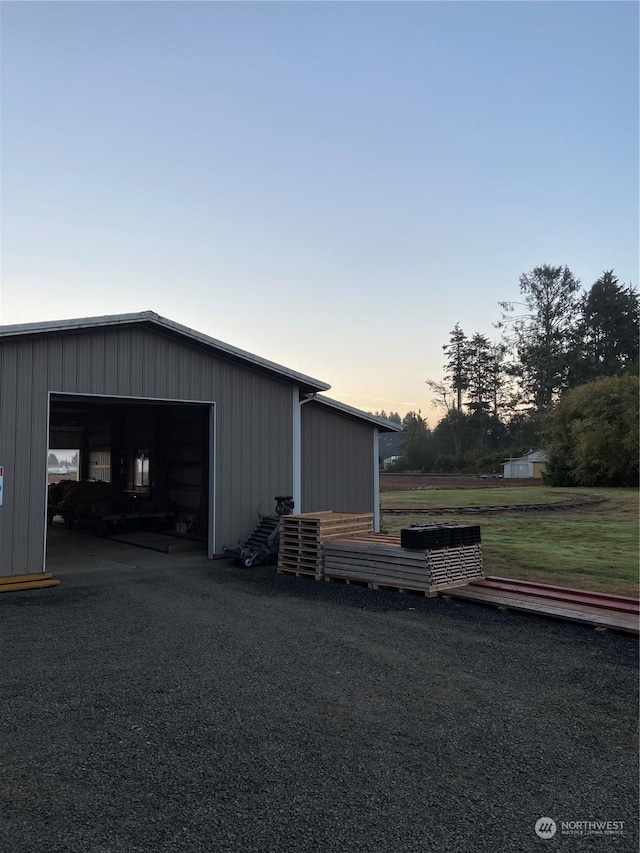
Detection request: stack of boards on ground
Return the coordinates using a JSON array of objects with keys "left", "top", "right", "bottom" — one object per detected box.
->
[
  {"left": 277, "top": 514, "right": 483, "bottom": 595},
  {"left": 323, "top": 533, "right": 483, "bottom": 596},
  {"left": 277, "top": 512, "right": 374, "bottom": 578}
]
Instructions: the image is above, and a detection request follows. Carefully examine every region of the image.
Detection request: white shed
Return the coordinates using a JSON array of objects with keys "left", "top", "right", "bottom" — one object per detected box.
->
[{"left": 503, "top": 449, "right": 547, "bottom": 479}]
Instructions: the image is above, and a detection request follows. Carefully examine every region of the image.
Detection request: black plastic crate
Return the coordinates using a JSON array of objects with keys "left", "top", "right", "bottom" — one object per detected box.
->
[
  {"left": 401, "top": 523, "right": 481, "bottom": 550},
  {"left": 401, "top": 524, "right": 451, "bottom": 550},
  {"left": 447, "top": 524, "right": 482, "bottom": 547}
]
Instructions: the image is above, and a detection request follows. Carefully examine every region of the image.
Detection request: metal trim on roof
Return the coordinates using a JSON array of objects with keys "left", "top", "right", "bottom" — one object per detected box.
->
[
  {"left": 309, "top": 394, "right": 402, "bottom": 432},
  {"left": 0, "top": 310, "right": 331, "bottom": 394}
]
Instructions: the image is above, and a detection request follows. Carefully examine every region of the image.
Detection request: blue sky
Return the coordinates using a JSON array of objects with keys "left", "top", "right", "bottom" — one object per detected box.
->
[{"left": 2, "top": 1, "right": 638, "bottom": 422}]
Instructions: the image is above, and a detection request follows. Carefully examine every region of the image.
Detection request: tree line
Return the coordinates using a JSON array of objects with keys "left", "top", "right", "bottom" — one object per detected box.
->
[{"left": 376, "top": 264, "right": 639, "bottom": 481}]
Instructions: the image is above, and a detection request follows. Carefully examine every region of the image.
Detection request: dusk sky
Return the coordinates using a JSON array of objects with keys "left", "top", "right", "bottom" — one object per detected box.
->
[{"left": 2, "top": 1, "right": 638, "bottom": 422}]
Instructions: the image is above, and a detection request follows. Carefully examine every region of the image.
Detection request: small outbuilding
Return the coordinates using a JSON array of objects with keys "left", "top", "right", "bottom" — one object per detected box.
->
[
  {"left": 0, "top": 311, "right": 400, "bottom": 576},
  {"left": 503, "top": 449, "right": 547, "bottom": 479}
]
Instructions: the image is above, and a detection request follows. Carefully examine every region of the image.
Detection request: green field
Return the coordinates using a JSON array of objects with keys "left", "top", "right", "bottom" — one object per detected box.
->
[{"left": 381, "top": 487, "right": 639, "bottom": 597}]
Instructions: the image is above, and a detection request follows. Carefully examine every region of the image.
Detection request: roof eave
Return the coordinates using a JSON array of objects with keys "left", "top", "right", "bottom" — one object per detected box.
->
[
  {"left": 309, "top": 394, "right": 403, "bottom": 432},
  {"left": 0, "top": 310, "right": 330, "bottom": 395}
]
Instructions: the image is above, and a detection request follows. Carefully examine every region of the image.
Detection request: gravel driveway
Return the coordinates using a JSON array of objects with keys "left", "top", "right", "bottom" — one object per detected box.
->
[{"left": 2, "top": 538, "right": 638, "bottom": 853}]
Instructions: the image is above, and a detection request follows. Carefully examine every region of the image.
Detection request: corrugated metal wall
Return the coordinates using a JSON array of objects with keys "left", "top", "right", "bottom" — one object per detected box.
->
[
  {"left": 301, "top": 402, "right": 375, "bottom": 514},
  {"left": 0, "top": 325, "right": 293, "bottom": 575}
]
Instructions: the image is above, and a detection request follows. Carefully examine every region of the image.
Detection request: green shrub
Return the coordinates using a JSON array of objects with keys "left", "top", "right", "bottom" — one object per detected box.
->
[{"left": 544, "top": 375, "right": 639, "bottom": 486}]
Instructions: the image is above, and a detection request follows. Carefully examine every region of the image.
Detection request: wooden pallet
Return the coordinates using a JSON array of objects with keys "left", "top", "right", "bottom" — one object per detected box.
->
[
  {"left": 277, "top": 567, "right": 324, "bottom": 581},
  {"left": 277, "top": 511, "right": 374, "bottom": 575}
]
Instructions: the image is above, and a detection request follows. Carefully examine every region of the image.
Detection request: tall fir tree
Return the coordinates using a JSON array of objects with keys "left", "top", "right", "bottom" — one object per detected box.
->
[
  {"left": 443, "top": 324, "right": 470, "bottom": 411},
  {"left": 570, "top": 271, "right": 639, "bottom": 382},
  {"left": 500, "top": 264, "right": 581, "bottom": 411}
]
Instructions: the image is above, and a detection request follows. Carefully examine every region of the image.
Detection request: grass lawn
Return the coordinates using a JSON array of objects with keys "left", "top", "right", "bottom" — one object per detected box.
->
[{"left": 381, "top": 487, "right": 639, "bottom": 597}]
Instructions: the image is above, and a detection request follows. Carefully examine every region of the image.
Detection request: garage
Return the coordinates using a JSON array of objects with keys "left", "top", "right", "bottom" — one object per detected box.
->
[
  {"left": 0, "top": 311, "right": 400, "bottom": 577},
  {"left": 48, "top": 394, "right": 214, "bottom": 552}
]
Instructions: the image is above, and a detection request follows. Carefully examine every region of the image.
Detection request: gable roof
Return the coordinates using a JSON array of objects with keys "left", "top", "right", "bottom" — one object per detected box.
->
[
  {"left": 308, "top": 394, "right": 403, "bottom": 433},
  {"left": 503, "top": 449, "right": 547, "bottom": 463},
  {"left": 0, "top": 310, "right": 330, "bottom": 396}
]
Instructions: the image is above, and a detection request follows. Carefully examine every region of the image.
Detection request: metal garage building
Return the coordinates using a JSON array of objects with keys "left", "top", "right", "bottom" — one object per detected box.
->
[{"left": 0, "top": 311, "right": 400, "bottom": 577}]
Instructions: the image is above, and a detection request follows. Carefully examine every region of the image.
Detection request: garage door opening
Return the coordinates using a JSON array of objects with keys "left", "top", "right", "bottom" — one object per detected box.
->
[{"left": 46, "top": 393, "right": 215, "bottom": 567}]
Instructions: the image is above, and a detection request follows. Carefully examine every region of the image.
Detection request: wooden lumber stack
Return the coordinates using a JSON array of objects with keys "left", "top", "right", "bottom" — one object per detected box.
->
[
  {"left": 277, "top": 511, "right": 374, "bottom": 578},
  {"left": 0, "top": 573, "right": 61, "bottom": 593},
  {"left": 323, "top": 534, "right": 483, "bottom": 594},
  {"left": 424, "top": 544, "right": 483, "bottom": 589}
]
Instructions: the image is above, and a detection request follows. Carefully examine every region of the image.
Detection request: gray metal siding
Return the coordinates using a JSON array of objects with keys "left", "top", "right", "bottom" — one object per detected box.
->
[
  {"left": 0, "top": 326, "right": 293, "bottom": 575},
  {"left": 301, "top": 402, "right": 375, "bottom": 514}
]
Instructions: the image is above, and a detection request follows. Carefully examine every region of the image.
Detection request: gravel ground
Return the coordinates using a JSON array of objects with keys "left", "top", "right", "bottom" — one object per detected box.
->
[{"left": 2, "top": 538, "right": 638, "bottom": 853}]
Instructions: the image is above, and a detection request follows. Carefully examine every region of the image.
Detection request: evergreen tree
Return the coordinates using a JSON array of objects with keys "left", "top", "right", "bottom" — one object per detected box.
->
[
  {"left": 488, "top": 342, "right": 510, "bottom": 419},
  {"left": 465, "top": 333, "right": 492, "bottom": 449},
  {"left": 443, "top": 324, "right": 470, "bottom": 411},
  {"left": 569, "top": 271, "right": 639, "bottom": 382},
  {"left": 466, "top": 333, "right": 492, "bottom": 417},
  {"left": 500, "top": 264, "right": 581, "bottom": 411}
]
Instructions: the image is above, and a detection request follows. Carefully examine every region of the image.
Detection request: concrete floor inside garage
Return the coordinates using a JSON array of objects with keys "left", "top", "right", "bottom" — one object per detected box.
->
[{"left": 45, "top": 523, "right": 213, "bottom": 576}]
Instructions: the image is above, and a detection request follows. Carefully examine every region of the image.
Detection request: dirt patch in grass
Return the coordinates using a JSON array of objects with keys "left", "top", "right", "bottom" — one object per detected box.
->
[
  {"left": 381, "top": 487, "right": 639, "bottom": 598},
  {"left": 380, "top": 474, "right": 542, "bottom": 490},
  {"left": 382, "top": 486, "right": 598, "bottom": 509}
]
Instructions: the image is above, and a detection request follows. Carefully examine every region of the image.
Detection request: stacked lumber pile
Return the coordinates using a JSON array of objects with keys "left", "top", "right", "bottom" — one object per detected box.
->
[
  {"left": 0, "top": 573, "right": 61, "bottom": 593},
  {"left": 323, "top": 530, "right": 483, "bottom": 594},
  {"left": 277, "top": 511, "right": 374, "bottom": 578}
]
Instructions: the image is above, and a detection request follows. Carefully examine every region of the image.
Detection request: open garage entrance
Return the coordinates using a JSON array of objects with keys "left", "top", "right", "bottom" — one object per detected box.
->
[{"left": 46, "top": 393, "right": 215, "bottom": 566}]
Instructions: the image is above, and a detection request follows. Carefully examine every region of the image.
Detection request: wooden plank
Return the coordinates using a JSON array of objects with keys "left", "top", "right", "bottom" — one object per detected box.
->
[
  {"left": 325, "top": 566, "right": 431, "bottom": 585},
  {"left": 277, "top": 568, "right": 322, "bottom": 580},
  {"left": 0, "top": 572, "right": 53, "bottom": 585},
  {"left": 326, "top": 572, "right": 426, "bottom": 589},
  {"left": 324, "top": 557, "right": 431, "bottom": 579},
  {"left": 324, "top": 561, "right": 476, "bottom": 586},
  {"left": 325, "top": 540, "right": 427, "bottom": 566},
  {"left": 326, "top": 540, "right": 424, "bottom": 557},
  {"left": 0, "top": 579, "right": 61, "bottom": 593},
  {"left": 340, "top": 534, "right": 403, "bottom": 545},
  {"left": 278, "top": 555, "right": 322, "bottom": 567},
  {"left": 280, "top": 528, "right": 373, "bottom": 541},
  {"left": 326, "top": 571, "right": 431, "bottom": 589},
  {"left": 325, "top": 550, "right": 424, "bottom": 566},
  {"left": 324, "top": 554, "right": 429, "bottom": 576},
  {"left": 344, "top": 532, "right": 401, "bottom": 540},
  {"left": 324, "top": 573, "right": 438, "bottom": 596},
  {"left": 449, "top": 588, "right": 639, "bottom": 634},
  {"left": 431, "top": 578, "right": 476, "bottom": 592},
  {"left": 277, "top": 555, "right": 321, "bottom": 568},
  {"left": 279, "top": 543, "right": 322, "bottom": 556},
  {"left": 476, "top": 578, "right": 639, "bottom": 614},
  {"left": 286, "top": 511, "right": 373, "bottom": 523},
  {"left": 485, "top": 576, "right": 639, "bottom": 604}
]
